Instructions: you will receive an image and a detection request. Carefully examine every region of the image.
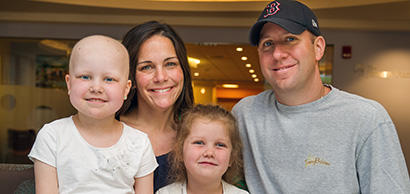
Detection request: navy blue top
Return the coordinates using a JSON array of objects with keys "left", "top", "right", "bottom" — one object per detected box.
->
[{"left": 154, "top": 153, "right": 171, "bottom": 192}]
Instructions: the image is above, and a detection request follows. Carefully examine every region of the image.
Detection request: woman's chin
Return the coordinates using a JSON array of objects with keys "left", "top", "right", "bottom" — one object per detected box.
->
[{"left": 152, "top": 101, "right": 175, "bottom": 112}]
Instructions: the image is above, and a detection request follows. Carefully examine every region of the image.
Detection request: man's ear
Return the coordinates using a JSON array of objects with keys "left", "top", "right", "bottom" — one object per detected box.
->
[{"left": 314, "top": 36, "right": 326, "bottom": 61}]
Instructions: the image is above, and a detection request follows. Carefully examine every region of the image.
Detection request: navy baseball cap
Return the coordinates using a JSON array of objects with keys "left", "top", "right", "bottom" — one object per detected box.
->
[{"left": 249, "top": 0, "right": 321, "bottom": 46}]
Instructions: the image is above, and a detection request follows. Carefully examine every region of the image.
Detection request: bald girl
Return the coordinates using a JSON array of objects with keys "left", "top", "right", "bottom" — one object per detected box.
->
[
  {"left": 29, "top": 34, "right": 156, "bottom": 193},
  {"left": 69, "top": 35, "right": 129, "bottom": 76},
  {"left": 65, "top": 34, "right": 132, "bottom": 119}
]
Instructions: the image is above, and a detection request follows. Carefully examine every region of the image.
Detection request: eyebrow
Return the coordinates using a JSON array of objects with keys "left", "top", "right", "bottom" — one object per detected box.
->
[
  {"left": 137, "top": 61, "right": 152, "bottom": 66},
  {"left": 259, "top": 33, "right": 271, "bottom": 40},
  {"left": 137, "top": 56, "right": 178, "bottom": 66},
  {"left": 164, "top": 56, "right": 178, "bottom": 61}
]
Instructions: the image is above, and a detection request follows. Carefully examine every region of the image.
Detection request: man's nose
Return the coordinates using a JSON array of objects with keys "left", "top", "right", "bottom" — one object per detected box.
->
[{"left": 272, "top": 44, "right": 289, "bottom": 59}]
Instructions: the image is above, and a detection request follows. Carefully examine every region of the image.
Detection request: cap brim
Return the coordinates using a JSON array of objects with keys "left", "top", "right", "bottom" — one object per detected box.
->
[{"left": 249, "top": 18, "right": 306, "bottom": 46}]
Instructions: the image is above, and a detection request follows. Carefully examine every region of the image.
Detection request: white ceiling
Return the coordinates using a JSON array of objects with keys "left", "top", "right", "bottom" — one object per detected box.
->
[{"left": 2, "top": 0, "right": 410, "bottom": 30}]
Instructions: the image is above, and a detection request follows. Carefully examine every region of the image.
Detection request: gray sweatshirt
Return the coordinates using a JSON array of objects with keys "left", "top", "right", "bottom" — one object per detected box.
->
[{"left": 232, "top": 86, "right": 410, "bottom": 194}]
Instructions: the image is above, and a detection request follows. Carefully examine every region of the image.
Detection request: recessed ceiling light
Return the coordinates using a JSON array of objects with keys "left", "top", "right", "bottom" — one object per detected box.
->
[
  {"left": 245, "top": 63, "right": 252, "bottom": 68},
  {"left": 249, "top": 69, "right": 255, "bottom": 73},
  {"left": 254, "top": 78, "right": 259, "bottom": 82},
  {"left": 222, "top": 84, "right": 239, "bottom": 88},
  {"left": 194, "top": 72, "right": 199, "bottom": 77},
  {"left": 241, "top": 56, "right": 247, "bottom": 61},
  {"left": 200, "top": 88, "right": 206, "bottom": 94},
  {"left": 236, "top": 47, "right": 243, "bottom": 52},
  {"left": 251, "top": 74, "right": 257, "bottom": 78}
]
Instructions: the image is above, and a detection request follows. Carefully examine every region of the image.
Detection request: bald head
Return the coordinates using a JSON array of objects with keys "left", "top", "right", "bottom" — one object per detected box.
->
[{"left": 69, "top": 35, "right": 129, "bottom": 76}]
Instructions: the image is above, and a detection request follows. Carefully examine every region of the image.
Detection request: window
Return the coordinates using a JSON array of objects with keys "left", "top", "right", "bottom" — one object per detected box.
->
[{"left": 0, "top": 38, "right": 76, "bottom": 164}]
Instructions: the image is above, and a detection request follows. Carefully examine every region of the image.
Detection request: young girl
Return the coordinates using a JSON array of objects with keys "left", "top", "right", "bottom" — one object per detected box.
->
[
  {"left": 28, "top": 35, "right": 158, "bottom": 193},
  {"left": 156, "top": 104, "right": 249, "bottom": 194}
]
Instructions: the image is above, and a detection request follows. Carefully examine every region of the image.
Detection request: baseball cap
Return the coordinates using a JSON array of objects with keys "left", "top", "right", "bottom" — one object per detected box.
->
[{"left": 249, "top": 0, "right": 321, "bottom": 46}]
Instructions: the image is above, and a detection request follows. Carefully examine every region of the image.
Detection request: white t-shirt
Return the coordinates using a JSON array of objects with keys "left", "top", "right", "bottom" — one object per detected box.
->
[
  {"left": 29, "top": 116, "right": 158, "bottom": 194},
  {"left": 156, "top": 180, "right": 249, "bottom": 194}
]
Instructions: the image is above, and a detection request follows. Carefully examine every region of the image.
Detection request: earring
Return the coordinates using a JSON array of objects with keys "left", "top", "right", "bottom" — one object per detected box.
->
[{"left": 124, "top": 96, "right": 127, "bottom": 100}]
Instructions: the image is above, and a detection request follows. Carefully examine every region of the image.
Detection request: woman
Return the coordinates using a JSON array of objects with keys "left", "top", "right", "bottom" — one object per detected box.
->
[{"left": 117, "top": 21, "right": 194, "bottom": 192}]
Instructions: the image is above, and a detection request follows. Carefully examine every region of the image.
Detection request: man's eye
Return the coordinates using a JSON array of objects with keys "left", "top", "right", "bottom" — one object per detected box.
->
[
  {"left": 285, "top": 37, "right": 296, "bottom": 42},
  {"left": 262, "top": 41, "right": 273, "bottom": 47}
]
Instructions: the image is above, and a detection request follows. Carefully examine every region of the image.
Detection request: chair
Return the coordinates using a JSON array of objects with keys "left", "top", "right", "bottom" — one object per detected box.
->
[
  {"left": 0, "top": 163, "right": 35, "bottom": 194},
  {"left": 7, "top": 129, "right": 36, "bottom": 164}
]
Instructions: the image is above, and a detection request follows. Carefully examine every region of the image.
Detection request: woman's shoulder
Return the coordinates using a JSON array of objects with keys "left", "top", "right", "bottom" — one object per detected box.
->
[{"left": 223, "top": 181, "right": 249, "bottom": 194}]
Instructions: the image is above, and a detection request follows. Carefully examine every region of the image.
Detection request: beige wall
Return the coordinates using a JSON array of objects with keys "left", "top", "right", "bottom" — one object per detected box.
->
[{"left": 326, "top": 30, "right": 410, "bottom": 170}]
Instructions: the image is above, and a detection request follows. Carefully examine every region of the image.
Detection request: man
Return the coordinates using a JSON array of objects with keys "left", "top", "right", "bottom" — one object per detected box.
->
[{"left": 232, "top": 0, "right": 410, "bottom": 193}]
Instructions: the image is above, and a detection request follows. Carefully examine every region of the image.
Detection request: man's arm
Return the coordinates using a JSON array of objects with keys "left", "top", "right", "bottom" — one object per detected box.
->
[{"left": 356, "top": 121, "right": 410, "bottom": 193}]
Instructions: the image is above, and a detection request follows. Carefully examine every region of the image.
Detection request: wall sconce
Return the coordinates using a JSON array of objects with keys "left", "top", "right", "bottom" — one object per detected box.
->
[{"left": 379, "top": 71, "right": 392, "bottom": 78}]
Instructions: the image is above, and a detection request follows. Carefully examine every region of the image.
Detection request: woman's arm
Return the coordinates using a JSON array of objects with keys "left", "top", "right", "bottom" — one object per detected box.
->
[
  {"left": 134, "top": 172, "right": 154, "bottom": 194},
  {"left": 34, "top": 159, "right": 58, "bottom": 194}
]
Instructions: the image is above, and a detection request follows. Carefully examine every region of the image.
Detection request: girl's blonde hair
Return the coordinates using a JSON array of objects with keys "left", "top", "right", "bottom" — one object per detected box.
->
[{"left": 169, "top": 104, "right": 243, "bottom": 184}]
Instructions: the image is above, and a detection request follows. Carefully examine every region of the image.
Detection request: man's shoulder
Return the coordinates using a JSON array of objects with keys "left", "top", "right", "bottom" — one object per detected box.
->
[
  {"left": 233, "top": 90, "right": 273, "bottom": 111},
  {"left": 331, "top": 87, "right": 391, "bottom": 119},
  {"left": 333, "top": 88, "right": 386, "bottom": 111}
]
